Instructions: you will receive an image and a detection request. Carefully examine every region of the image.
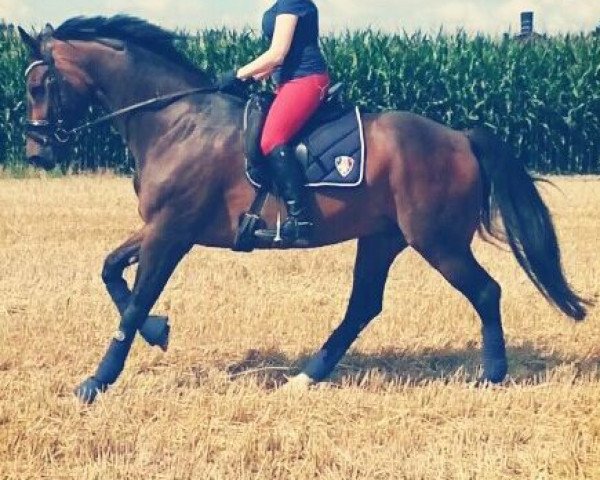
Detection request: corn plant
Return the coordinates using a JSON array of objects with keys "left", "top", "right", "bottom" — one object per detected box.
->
[{"left": 1, "top": 25, "right": 598, "bottom": 173}]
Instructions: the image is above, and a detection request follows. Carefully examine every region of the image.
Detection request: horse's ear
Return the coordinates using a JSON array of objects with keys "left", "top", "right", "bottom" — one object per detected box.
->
[
  {"left": 43, "top": 23, "right": 55, "bottom": 36},
  {"left": 18, "top": 27, "right": 41, "bottom": 58}
]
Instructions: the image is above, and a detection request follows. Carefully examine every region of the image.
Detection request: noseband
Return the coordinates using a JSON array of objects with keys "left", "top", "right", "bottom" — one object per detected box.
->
[{"left": 24, "top": 57, "right": 219, "bottom": 147}]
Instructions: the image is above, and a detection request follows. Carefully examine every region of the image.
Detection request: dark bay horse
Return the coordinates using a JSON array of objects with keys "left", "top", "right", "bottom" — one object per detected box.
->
[{"left": 18, "top": 16, "right": 587, "bottom": 403}]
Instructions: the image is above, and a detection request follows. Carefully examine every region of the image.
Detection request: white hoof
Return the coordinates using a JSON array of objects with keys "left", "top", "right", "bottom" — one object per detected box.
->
[{"left": 281, "top": 373, "right": 315, "bottom": 391}]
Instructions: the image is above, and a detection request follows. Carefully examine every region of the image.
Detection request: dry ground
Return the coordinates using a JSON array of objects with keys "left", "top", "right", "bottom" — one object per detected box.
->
[{"left": 0, "top": 175, "right": 599, "bottom": 479}]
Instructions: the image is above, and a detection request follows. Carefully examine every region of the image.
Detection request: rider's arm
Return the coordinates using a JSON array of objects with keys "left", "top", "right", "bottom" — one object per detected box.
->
[{"left": 237, "top": 14, "right": 298, "bottom": 80}]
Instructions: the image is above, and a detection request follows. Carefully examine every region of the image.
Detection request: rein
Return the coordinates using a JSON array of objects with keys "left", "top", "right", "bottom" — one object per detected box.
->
[
  {"left": 64, "top": 87, "right": 219, "bottom": 138},
  {"left": 24, "top": 60, "right": 218, "bottom": 145}
]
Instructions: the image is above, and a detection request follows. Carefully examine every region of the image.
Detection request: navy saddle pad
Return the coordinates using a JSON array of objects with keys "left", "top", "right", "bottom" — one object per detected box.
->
[{"left": 244, "top": 98, "right": 366, "bottom": 188}]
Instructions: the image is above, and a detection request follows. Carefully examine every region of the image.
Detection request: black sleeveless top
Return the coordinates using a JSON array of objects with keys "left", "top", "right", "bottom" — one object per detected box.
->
[{"left": 262, "top": 0, "right": 328, "bottom": 84}]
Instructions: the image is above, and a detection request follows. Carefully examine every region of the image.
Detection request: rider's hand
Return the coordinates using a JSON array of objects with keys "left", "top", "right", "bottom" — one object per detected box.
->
[{"left": 253, "top": 69, "right": 273, "bottom": 82}]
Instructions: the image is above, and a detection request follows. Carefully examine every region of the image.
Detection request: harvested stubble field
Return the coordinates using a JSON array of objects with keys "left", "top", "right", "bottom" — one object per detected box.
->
[{"left": 0, "top": 175, "right": 599, "bottom": 479}]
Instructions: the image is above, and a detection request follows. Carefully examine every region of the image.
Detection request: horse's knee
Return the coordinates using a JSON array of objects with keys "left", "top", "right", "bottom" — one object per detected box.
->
[
  {"left": 101, "top": 257, "right": 118, "bottom": 284},
  {"left": 102, "top": 252, "right": 138, "bottom": 285},
  {"left": 102, "top": 254, "right": 127, "bottom": 285}
]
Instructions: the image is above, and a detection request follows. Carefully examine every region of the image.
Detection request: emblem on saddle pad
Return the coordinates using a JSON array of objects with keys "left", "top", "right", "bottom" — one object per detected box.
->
[{"left": 335, "top": 156, "right": 355, "bottom": 178}]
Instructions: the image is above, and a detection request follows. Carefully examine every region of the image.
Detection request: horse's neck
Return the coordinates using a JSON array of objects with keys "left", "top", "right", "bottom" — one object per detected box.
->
[
  {"left": 79, "top": 44, "right": 246, "bottom": 182},
  {"left": 91, "top": 44, "right": 208, "bottom": 111},
  {"left": 87, "top": 45, "right": 212, "bottom": 163}
]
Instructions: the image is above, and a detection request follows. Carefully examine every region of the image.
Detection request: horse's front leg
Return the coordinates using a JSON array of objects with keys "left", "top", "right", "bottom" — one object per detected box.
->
[
  {"left": 101, "top": 229, "right": 170, "bottom": 350},
  {"left": 76, "top": 222, "right": 192, "bottom": 403}
]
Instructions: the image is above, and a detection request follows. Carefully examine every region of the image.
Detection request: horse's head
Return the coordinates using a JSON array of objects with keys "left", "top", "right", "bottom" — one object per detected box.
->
[{"left": 19, "top": 24, "right": 92, "bottom": 170}]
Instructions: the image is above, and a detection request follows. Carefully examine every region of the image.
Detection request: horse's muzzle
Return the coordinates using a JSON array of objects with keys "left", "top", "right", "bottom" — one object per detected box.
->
[
  {"left": 26, "top": 149, "right": 56, "bottom": 171},
  {"left": 26, "top": 127, "right": 57, "bottom": 170}
]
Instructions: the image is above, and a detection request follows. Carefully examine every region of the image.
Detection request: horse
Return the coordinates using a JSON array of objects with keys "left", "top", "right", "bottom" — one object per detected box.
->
[{"left": 18, "top": 16, "right": 588, "bottom": 403}]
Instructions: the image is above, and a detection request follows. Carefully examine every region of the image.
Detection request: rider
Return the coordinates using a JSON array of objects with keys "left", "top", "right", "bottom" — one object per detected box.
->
[{"left": 219, "top": 0, "right": 330, "bottom": 244}]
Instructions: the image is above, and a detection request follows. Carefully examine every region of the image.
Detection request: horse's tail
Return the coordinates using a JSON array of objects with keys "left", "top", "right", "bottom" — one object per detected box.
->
[{"left": 466, "top": 127, "right": 589, "bottom": 321}]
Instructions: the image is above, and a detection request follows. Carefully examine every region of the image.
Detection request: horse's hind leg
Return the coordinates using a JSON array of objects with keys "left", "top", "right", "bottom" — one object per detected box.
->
[
  {"left": 420, "top": 246, "right": 507, "bottom": 383},
  {"left": 76, "top": 223, "right": 192, "bottom": 403},
  {"left": 102, "top": 230, "right": 170, "bottom": 350},
  {"left": 286, "top": 228, "right": 407, "bottom": 388}
]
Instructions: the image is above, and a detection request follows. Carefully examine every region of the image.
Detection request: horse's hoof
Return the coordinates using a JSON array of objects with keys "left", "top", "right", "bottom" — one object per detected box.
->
[
  {"left": 139, "top": 315, "right": 170, "bottom": 351},
  {"left": 483, "top": 359, "right": 508, "bottom": 384},
  {"left": 280, "top": 373, "right": 315, "bottom": 391},
  {"left": 74, "top": 377, "right": 106, "bottom": 404}
]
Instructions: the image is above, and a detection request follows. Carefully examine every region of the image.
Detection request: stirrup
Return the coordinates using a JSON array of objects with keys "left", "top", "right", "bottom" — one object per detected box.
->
[{"left": 254, "top": 216, "right": 313, "bottom": 247}]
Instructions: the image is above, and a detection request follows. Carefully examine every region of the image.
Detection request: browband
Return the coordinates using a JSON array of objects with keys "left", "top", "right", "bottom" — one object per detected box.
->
[{"left": 24, "top": 60, "right": 47, "bottom": 78}]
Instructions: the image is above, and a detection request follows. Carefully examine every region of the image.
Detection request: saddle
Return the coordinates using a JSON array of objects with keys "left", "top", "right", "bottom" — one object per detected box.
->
[
  {"left": 234, "top": 83, "right": 366, "bottom": 252},
  {"left": 244, "top": 83, "right": 365, "bottom": 188}
]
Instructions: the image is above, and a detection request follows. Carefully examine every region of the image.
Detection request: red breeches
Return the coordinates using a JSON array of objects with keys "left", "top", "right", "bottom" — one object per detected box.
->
[{"left": 260, "top": 73, "right": 330, "bottom": 156}]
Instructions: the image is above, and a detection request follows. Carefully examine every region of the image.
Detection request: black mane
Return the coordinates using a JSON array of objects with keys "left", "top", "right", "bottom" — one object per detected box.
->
[{"left": 53, "top": 15, "right": 209, "bottom": 81}]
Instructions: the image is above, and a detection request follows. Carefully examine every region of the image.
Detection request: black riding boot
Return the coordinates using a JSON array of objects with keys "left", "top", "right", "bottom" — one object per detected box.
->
[{"left": 267, "top": 145, "right": 313, "bottom": 244}]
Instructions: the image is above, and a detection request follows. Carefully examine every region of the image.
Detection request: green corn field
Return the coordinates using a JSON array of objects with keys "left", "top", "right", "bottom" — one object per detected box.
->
[{"left": 1, "top": 25, "right": 599, "bottom": 173}]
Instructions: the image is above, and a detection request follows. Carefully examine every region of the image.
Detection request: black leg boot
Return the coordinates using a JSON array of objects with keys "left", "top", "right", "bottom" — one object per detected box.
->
[{"left": 267, "top": 145, "right": 313, "bottom": 245}]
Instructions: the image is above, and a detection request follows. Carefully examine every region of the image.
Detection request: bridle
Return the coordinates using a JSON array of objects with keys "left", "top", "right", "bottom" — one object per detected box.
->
[
  {"left": 25, "top": 58, "right": 72, "bottom": 146},
  {"left": 24, "top": 56, "right": 219, "bottom": 147}
]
